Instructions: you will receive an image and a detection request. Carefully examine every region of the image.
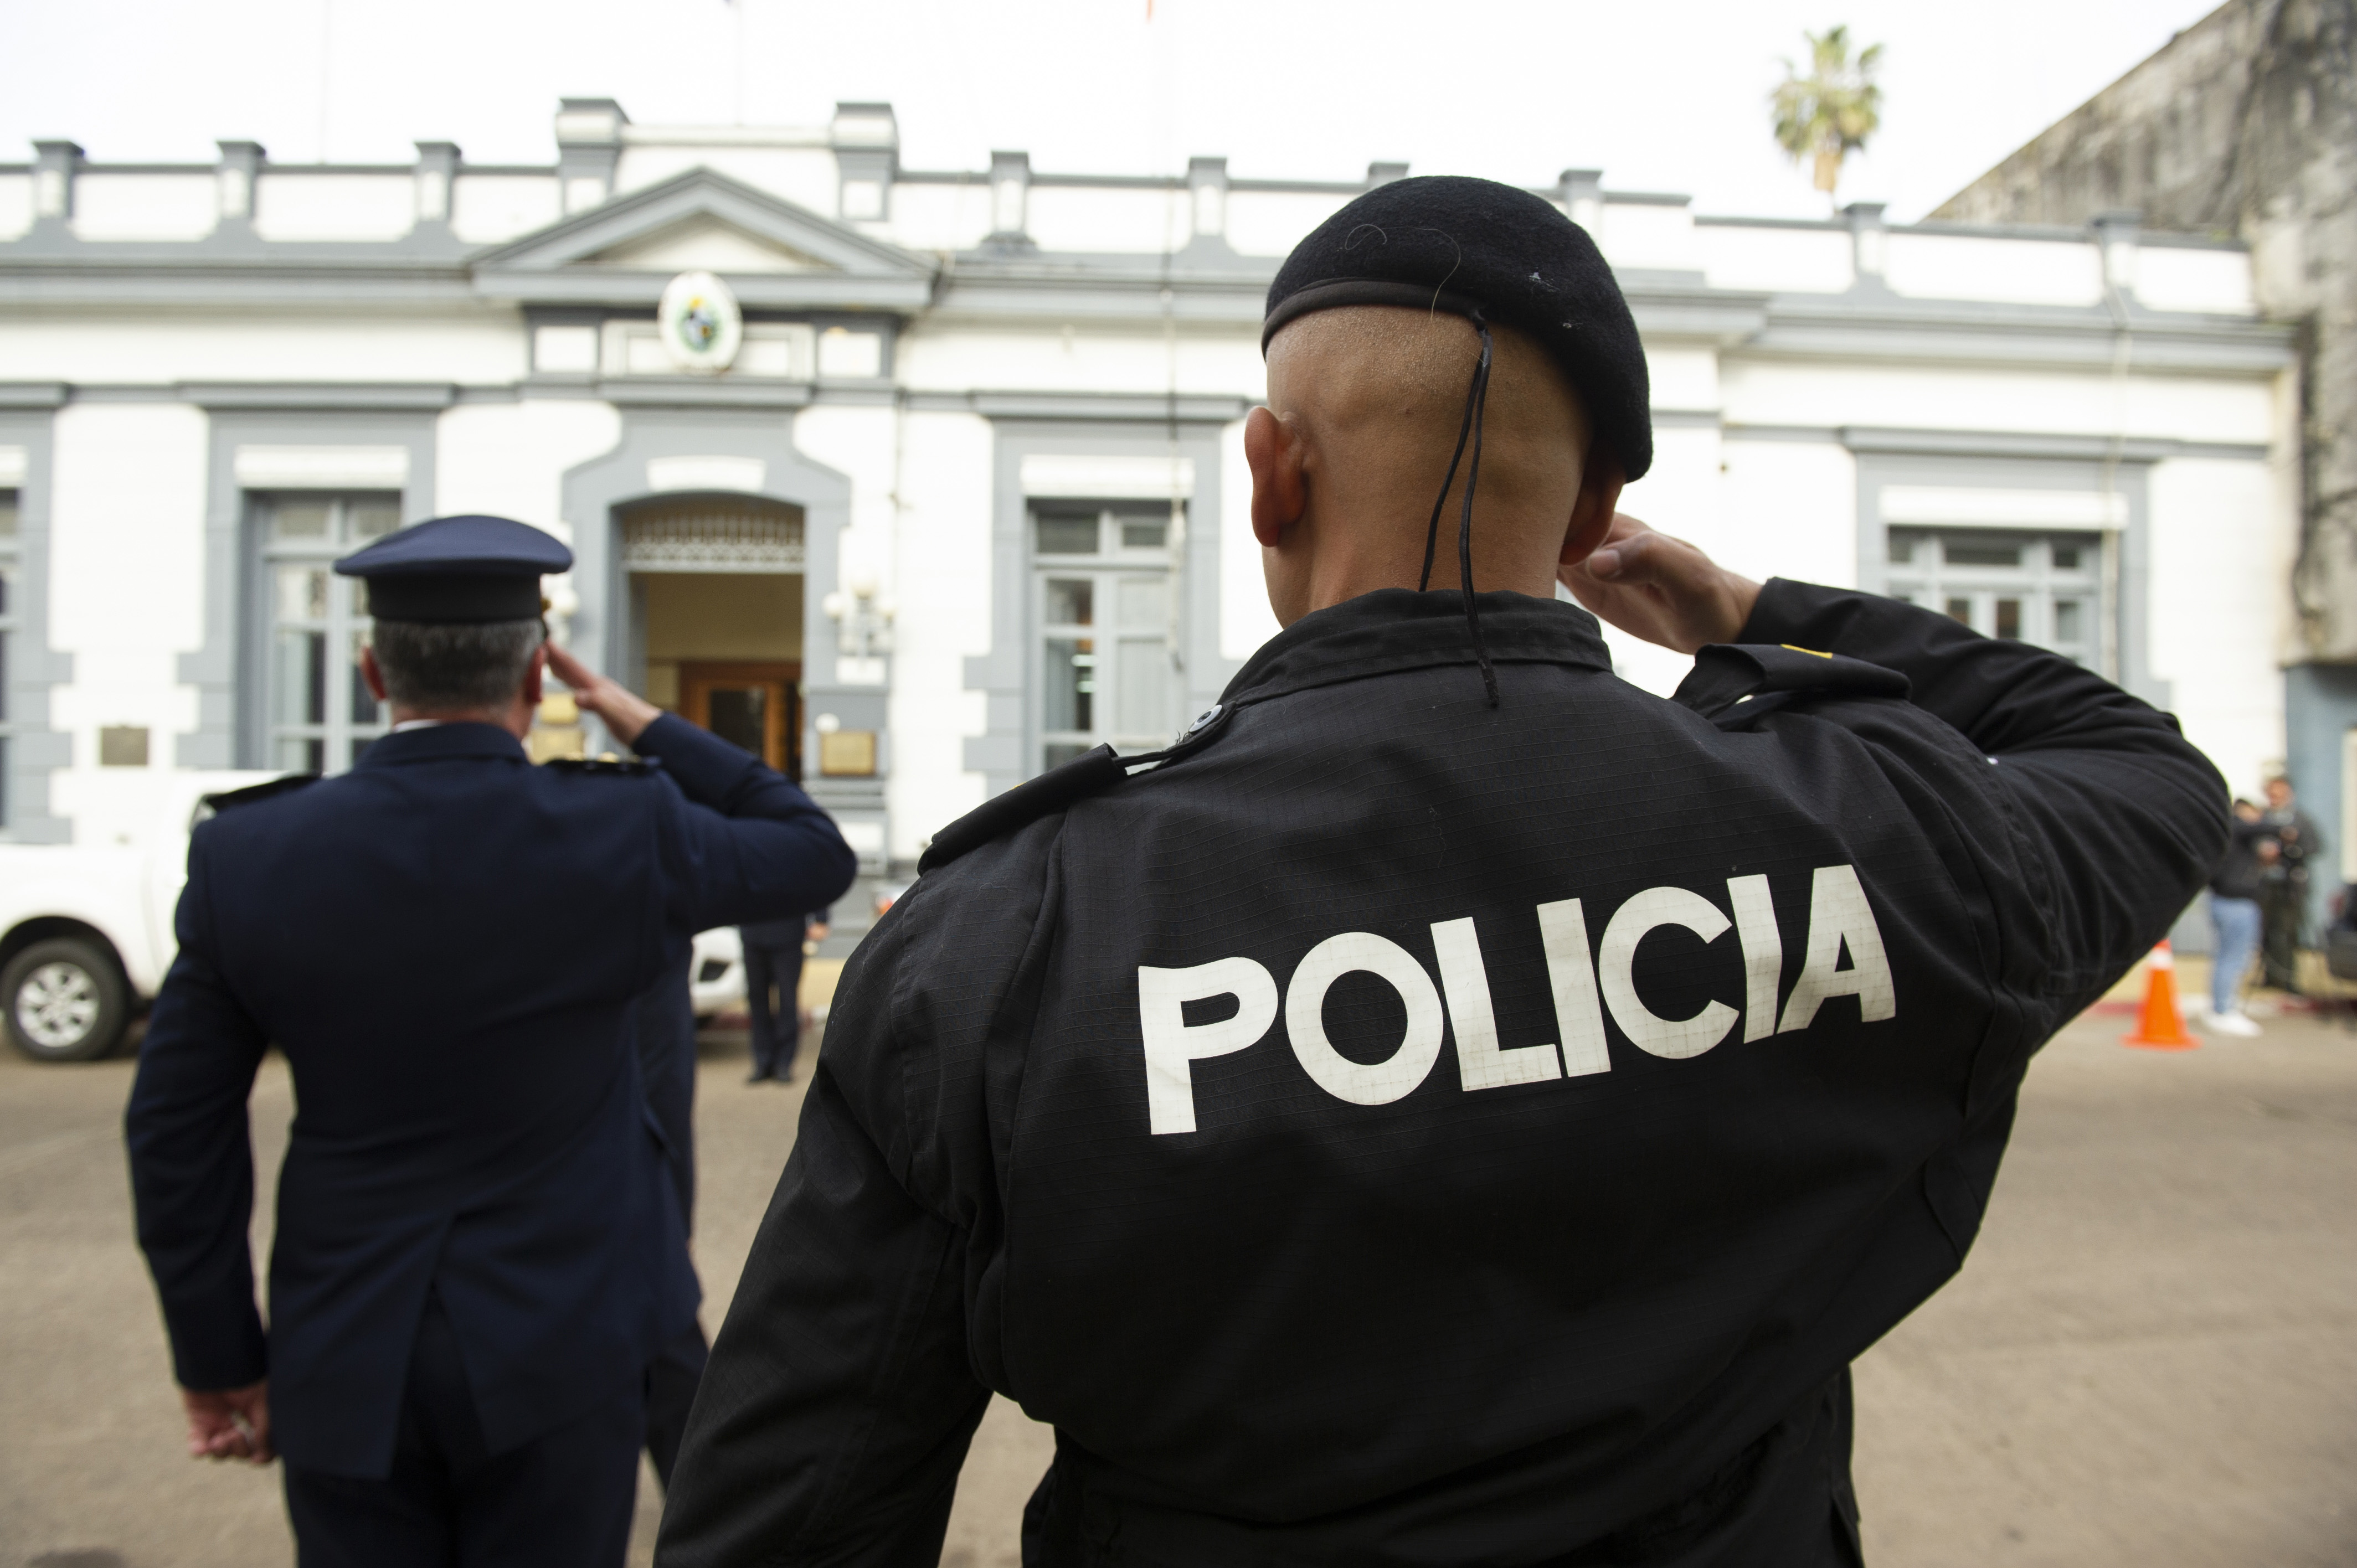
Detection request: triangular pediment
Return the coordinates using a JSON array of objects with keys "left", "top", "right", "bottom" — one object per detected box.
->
[
  {"left": 471, "top": 166, "right": 933, "bottom": 309},
  {"left": 590, "top": 214, "right": 833, "bottom": 274}
]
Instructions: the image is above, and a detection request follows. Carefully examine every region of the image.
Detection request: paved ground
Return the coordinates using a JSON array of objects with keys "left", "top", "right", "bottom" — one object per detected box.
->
[{"left": 1, "top": 1007, "right": 2350, "bottom": 1567}]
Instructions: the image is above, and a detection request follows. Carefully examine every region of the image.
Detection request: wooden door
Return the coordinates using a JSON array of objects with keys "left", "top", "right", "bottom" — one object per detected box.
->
[{"left": 680, "top": 661, "right": 801, "bottom": 777}]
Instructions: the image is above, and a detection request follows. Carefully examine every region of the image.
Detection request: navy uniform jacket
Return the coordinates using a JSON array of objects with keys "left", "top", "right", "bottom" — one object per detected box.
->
[
  {"left": 657, "top": 583, "right": 2226, "bottom": 1567},
  {"left": 126, "top": 714, "right": 856, "bottom": 1480}
]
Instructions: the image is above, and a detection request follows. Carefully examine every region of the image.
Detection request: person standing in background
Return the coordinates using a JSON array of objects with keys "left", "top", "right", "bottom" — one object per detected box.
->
[
  {"left": 2207, "top": 800, "right": 2271, "bottom": 1036},
  {"left": 2258, "top": 776, "right": 2322, "bottom": 992},
  {"left": 741, "top": 909, "right": 830, "bottom": 1084}
]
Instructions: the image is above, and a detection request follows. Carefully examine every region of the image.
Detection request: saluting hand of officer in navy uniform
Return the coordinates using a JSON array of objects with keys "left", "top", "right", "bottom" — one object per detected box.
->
[
  {"left": 657, "top": 180, "right": 2226, "bottom": 1568},
  {"left": 125, "top": 514, "right": 856, "bottom": 1568}
]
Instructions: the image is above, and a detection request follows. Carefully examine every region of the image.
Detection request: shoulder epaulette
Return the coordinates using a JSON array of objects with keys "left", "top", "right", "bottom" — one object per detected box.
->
[
  {"left": 1672, "top": 643, "right": 1910, "bottom": 727},
  {"left": 196, "top": 772, "right": 320, "bottom": 822},
  {"left": 917, "top": 702, "right": 1238, "bottom": 874},
  {"left": 547, "top": 755, "right": 660, "bottom": 777}
]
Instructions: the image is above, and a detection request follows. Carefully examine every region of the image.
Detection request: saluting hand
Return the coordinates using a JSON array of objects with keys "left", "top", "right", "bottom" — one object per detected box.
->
[
  {"left": 1560, "top": 513, "right": 1763, "bottom": 656},
  {"left": 183, "top": 1380, "right": 273, "bottom": 1466},
  {"left": 545, "top": 642, "right": 663, "bottom": 748}
]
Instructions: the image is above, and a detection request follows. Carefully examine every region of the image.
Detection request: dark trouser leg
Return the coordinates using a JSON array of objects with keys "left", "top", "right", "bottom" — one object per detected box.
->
[
  {"left": 284, "top": 1388, "right": 455, "bottom": 1566},
  {"left": 451, "top": 1391, "right": 642, "bottom": 1568},
  {"left": 289, "top": 1291, "right": 643, "bottom": 1568},
  {"left": 644, "top": 1318, "right": 711, "bottom": 1490},
  {"left": 744, "top": 943, "right": 782, "bottom": 1079},
  {"left": 772, "top": 949, "right": 806, "bottom": 1079},
  {"left": 2260, "top": 886, "right": 2302, "bottom": 991}
]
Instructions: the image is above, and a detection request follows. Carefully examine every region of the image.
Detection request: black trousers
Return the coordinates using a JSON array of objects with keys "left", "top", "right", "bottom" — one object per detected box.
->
[
  {"left": 645, "top": 1318, "right": 711, "bottom": 1489},
  {"left": 284, "top": 1293, "right": 642, "bottom": 1567},
  {"left": 744, "top": 941, "right": 805, "bottom": 1079}
]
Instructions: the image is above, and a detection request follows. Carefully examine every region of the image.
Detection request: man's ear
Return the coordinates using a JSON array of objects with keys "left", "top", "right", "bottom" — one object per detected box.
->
[
  {"left": 359, "top": 644, "right": 389, "bottom": 703},
  {"left": 1244, "top": 405, "right": 1308, "bottom": 548},
  {"left": 521, "top": 643, "right": 547, "bottom": 709},
  {"left": 1558, "top": 449, "right": 1628, "bottom": 567}
]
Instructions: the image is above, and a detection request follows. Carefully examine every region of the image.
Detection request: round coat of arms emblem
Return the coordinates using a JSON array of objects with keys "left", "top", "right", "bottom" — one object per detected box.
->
[{"left": 658, "top": 270, "right": 743, "bottom": 373}]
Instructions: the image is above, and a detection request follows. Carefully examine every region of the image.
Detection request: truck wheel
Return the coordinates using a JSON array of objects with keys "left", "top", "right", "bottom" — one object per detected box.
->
[{"left": 2, "top": 939, "right": 130, "bottom": 1063}]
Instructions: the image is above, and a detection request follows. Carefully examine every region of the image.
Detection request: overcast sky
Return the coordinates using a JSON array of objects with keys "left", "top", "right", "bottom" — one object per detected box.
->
[{"left": 2, "top": 0, "right": 2217, "bottom": 223}]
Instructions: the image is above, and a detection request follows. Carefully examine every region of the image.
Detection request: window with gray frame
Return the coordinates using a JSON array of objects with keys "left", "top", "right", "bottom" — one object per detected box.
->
[
  {"left": 253, "top": 494, "right": 402, "bottom": 773},
  {"left": 1032, "top": 501, "right": 1183, "bottom": 771},
  {"left": 1885, "top": 528, "right": 2107, "bottom": 670},
  {"left": 0, "top": 488, "right": 16, "bottom": 822}
]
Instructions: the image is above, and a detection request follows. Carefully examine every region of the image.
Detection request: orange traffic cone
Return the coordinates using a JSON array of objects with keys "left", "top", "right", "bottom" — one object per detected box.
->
[{"left": 2122, "top": 941, "right": 2198, "bottom": 1050}]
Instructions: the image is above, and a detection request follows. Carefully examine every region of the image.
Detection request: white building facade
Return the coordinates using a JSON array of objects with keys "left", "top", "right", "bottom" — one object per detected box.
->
[{"left": 0, "top": 101, "right": 2296, "bottom": 904}]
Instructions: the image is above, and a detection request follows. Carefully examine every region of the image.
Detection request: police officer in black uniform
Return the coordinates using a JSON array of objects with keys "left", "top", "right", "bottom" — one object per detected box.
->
[
  {"left": 656, "top": 179, "right": 2228, "bottom": 1566},
  {"left": 125, "top": 514, "right": 856, "bottom": 1565}
]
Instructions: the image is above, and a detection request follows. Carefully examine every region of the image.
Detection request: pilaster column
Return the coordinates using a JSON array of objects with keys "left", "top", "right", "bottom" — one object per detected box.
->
[
  {"left": 555, "top": 98, "right": 626, "bottom": 215},
  {"left": 1845, "top": 201, "right": 1889, "bottom": 289},
  {"left": 30, "top": 141, "right": 81, "bottom": 239},
  {"left": 986, "top": 151, "right": 1033, "bottom": 252}
]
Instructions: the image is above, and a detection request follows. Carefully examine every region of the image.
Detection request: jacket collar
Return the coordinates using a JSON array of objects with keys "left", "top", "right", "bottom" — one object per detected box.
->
[
  {"left": 1221, "top": 589, "right": 1614, "bottom": 709},
  {"left": 354, "top": 721, "right": 531, "bottom": 769}
]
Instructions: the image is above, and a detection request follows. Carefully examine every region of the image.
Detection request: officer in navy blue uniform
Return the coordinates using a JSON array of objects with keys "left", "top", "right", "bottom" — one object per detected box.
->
[
  {"left": 657, "top": 180, "right": 2229, "bottom": 1567},
  {"left": 125, "top": 514, "right": 856, "bottom": 1565}
]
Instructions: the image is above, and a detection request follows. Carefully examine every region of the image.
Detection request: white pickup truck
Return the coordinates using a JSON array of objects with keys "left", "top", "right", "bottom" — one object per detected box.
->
[{"left": 1, "top": 774, "right": 750, "bottom": 1063}]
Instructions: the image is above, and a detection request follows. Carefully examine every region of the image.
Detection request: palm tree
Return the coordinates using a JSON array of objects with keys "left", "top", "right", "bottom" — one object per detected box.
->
[{"left": 1771, "top": 26, "right": 1883, "bottom": 204}]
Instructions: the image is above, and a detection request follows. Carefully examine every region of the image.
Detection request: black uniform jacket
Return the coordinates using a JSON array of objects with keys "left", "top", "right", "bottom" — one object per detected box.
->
[
  {"left": 658, "top": 583, "right": 2226, "bottom": 1567},
  {"left": 126, "top": 714, "right": 856, "bottom": 1479}
]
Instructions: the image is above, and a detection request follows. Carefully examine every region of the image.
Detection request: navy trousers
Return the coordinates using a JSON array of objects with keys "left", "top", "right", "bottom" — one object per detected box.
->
[
  {"left": 644, "top": 1319, "right": 711, "bottom": 1489},
  {"left": 284, "top": 1292, "right": 643, "bottom": 1567},
  {"left": 743, "top": 941, "right": 805, "bottom": 1080}
]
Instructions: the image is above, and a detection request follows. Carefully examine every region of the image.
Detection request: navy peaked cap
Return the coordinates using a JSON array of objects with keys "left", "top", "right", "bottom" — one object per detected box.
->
[
  {"left": 334, "top": 513, "right": 572, "bottom": 623},
  {"left": 1263, "top": 175, "right": 1652, "bottom": 481}
]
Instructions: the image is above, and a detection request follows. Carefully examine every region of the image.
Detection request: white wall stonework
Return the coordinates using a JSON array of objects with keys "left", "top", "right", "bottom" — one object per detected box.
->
[
  {"left": 252, "top": 174, "right": 416, "bottom": 243},
  {"left": 0, "top": 315, "right": 529, "bottom": 386},
  {"left": 70, "top": 174, "right": 219, "bottom": 243},
  {"left": 879, "top": 410, "right": 995, "bottom": 856},
  {"left": 45, "top": 403, "right": 210, "bottom": 845},
  {"left": 438, "top": 399, "right": 624, "bottom": 544},
  {"left": 898, "top": 325, "right": 1263, "bottom": 398},
  {"left": 1719, "top": 362, "right": 2278, "bottom": 448},
  {"left": 1698, "top": 225, "right": 1854, "bottom": 295},
  {"left": 2148, "top": 455, "right": 2291, "bottom": 796}
]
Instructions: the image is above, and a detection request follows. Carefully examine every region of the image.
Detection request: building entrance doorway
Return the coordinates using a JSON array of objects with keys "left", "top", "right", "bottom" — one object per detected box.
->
[
  {"left": 681, "top": 662, "right": 800, "bottom": 775},
  {"left": 619, "top": 493, "right": 806, "bottom": 778}
]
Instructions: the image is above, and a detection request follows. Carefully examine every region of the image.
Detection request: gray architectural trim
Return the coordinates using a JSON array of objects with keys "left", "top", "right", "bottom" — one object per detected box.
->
[
  {"left": 183, "top": 383, "right": 460, "bottom": 411},
  {"left": 0, "top": 385, "right": 68, "bottom": 409},
  {"left": 906, "top": 389, "right": 1256, "bottom": 423},
  {"left": 557, "top": 410, "right": 887, "bottom": 867},
  {"left": 1723, "top": 424, "right": 2273, "bottom": 463},
  {"left": 1853, "top": 448, "right": 2164, "bottom": 709},
  {"left": 1650, "top": 408, "right": 1723, "bottom": 428},
  {"left": 180, "top": 410, "right": 440, "bottom": 769},
  {"left": 0, "top": 409, "right": 71, "bottom": 842},
  {"left": 594, "top": 380, "right": 815, "bottom": 409},
  {"left": 1841, "top": 426, "right": 2272, "bottom": 462},
  {"left": 964, "top": 417, "right": 1235, "bottom": 803}
]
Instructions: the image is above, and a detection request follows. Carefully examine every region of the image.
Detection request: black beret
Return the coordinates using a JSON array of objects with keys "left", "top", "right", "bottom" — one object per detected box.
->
[
  {"left": 1263, "top": 175, "right": 1651, "bottom": 481},
  {"left": 334, "top": 513, "right": 573, "bottom": 623}
]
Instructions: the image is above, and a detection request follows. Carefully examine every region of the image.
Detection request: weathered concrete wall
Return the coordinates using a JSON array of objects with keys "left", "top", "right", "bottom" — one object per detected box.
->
[{"left": 1938, "top": 0, "right": 2357, "bottom": 661}]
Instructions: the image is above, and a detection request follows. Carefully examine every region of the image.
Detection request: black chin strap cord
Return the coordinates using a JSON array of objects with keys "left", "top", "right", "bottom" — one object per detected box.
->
[
  {"left": 1430, "top": 317, "right": 1500, "bottom": 707},
  {"left": 1418, "top": 322, "right": 1484, "bottom": 596}
]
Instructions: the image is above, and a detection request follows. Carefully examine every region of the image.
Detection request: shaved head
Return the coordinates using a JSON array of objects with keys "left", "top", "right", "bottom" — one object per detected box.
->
[{"left": 1247, "top": 305, "right": 1619, "bottom": 626}]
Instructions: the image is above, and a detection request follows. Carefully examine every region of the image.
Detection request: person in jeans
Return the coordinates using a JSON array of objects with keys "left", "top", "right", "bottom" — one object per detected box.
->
[
  {"left": 2207, "top": 800, "right": 2271, "bottom": 1035},
  {"left": 740, "top": 909, "right": 830, "bottom": 1084}
]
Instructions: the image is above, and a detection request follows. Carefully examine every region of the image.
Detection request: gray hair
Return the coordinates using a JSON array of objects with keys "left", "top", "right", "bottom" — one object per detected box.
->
[{"left": 370, "top": 619, "right": 543, "bottom": 712}]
